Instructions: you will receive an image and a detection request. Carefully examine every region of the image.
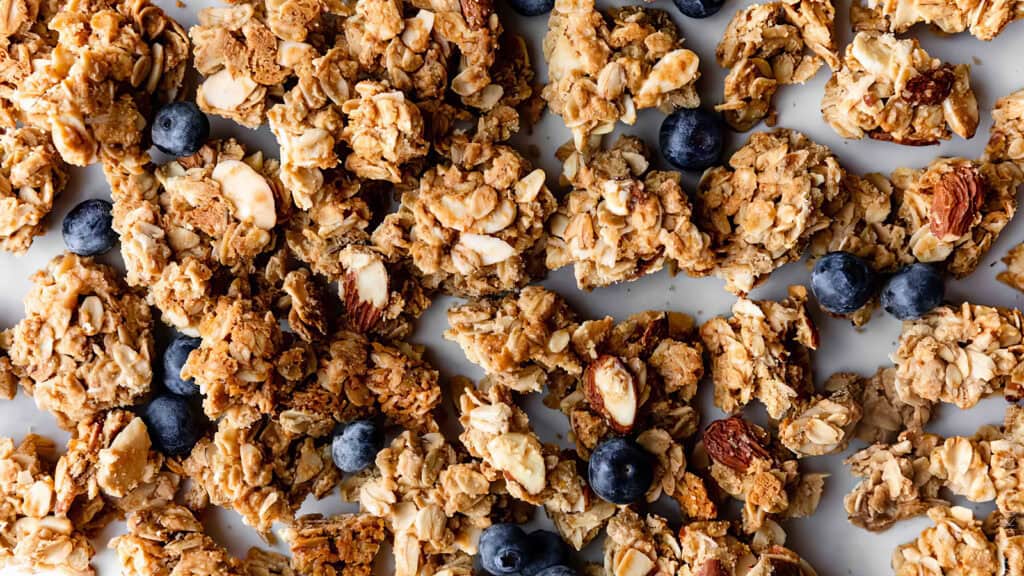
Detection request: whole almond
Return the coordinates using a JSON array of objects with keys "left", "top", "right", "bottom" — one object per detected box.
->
[
  {"left": 703, "top": 416, "right": 772, "bottom": 472},
  {"left": 930, "top": 163, "right": 986, "bottom": 241}
]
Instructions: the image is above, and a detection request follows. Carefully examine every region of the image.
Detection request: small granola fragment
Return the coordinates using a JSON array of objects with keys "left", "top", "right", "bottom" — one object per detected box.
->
[
  {"left": 699, "top": 286, "right": 818, "bottom": 420},
  {"left": 546, "top": 136, "right": 714, "bottom": 290},
  {"left": 283, "top": 514, "right": 386, "bottom": 576},
  {"left": 986, "top": 89, "right": 1024, "bottom": 166},
  {"left": 929, "top": 436, "right": 996, "bottom": 503},
  {"left": 603, "top": 508, "right": 683, "bottom": 576},
  {"left": 542, "top": 0, "right": 700, "bottom": 151},
  {"left": 716, "top": 0, "right": 839, "bottom": 131},
  {"left": 893, "top": 506, "right": 998, "bottom": 576},
  {"left": 373, "top": 142, "right": 555, "bottom": 296},
  {"left": 850, "top": 0, "right": 1023, "bottom": 40},
  {"left": 340, "top": 81, "right": 428, "bottom": 183},
  {"left": 822, "top": 32, "right": 978, "bottom": 145},
  {"left": 998, "top": 243, "right": 1024, "bottom": 293},
  {"left": 987, "top": 406, "right": 1024, "bottom": 515},
  {"left": 3, "top": 253, "right": 153, "bottom": 428},
  {"left": 779, "top": 376, "right": 863, "bottom": 457},
  {"left": 844, "top": 431, "right": 943, "bottom": 531},
  {"left": 695, "top": 130, "right": 844, "bottom": 294},
  {"left": 990, "top": 512, "right": 1024, "bottom": 576},
  {"left": 854, "top": 367, "right": 932, "bottom": 444},
  {"left": 677, "top": 521, "right": 754, "bottom": 574},
  {"left": 0, "top": 127, "right": 68, "bottom": 253}
]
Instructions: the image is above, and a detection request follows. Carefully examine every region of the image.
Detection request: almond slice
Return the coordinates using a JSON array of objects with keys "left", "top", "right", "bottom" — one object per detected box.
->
[
  {"left": 584, "top": 355, "right": 638, "bottom": 433},
  {"left": 199, "top": 69, "right": 258, "bottom": 111},
  {"left": 458, "top": 233, "right": 515, "bottom": 265},
  {"left": 211, "top": 159, "right": 277, "bottom": 230},
  {"left": 339, "top": 247, "right": 389, "bottom": 331},
  {"left": 485, "top": 432, "right": 545, "bottom": 494}
]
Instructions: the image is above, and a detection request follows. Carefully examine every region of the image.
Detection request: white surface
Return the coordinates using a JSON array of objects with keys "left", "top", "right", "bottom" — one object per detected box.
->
[{"left": 2, "top": 1, "right": 1024, "bottom": 574}]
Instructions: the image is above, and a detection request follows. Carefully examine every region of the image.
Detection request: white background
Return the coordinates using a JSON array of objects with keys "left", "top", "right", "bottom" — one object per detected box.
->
[{"left": 2, "top": 0, "right": 1024, "bottom": 574}]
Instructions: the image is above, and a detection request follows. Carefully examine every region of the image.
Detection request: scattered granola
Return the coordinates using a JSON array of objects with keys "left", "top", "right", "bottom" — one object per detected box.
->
[
  {"left": 542, "top": 0, "right": 701, "bottom": 151},
  {"left": 850, "top": 0, "right": 1024, "bottom": 40},
  {"left": 547, "top": 136, "right": 714, "bottom": 290},
  {"left": 822, "top": 32, "right": 978, "bottom": 146},
  {"left": 892, "top": 506, "right": 998, "bottom": 576},
  {"left": 716, "top": 0, "right": 839, "bottom": 131},
  {"left": 0, "top": 127, "right": 68, "bottom": 253}
]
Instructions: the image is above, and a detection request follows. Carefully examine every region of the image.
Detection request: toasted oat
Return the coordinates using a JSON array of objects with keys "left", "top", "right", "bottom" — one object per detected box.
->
[
  {"left": 893, "top": 506, "right": 998, "bottom": 576},
  {"left": 695, "top": 130, "right": 844, "bottom": 294},
  {"left": 700, "top": 286, "right": 818, "bottom": 420},
  {"left": 0, "top": 127, "right": 68, "bottom": 253},
  {"left": 716, "top": 0, "right": 839, "bottom": 131},
  {"left": 850, "top": 0, "right": 1023, "bottom": 40},
  {"left": 3, "top": 254, "right": 153, "bottom": 428},
  {"left": 283, "top": 513, "right": 386, "bottom": 576},
  {"left": 547, "top": 136, "right": 714, "bottom": 290},
  {"left": 822, "top": 32, "right": 978, "bottom": 145},
  {"left": 542, "top": 0, "right": 700, "bottom": 151}
]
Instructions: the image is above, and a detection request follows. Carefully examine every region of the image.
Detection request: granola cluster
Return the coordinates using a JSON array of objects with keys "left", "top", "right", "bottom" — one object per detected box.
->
[
  {"left": 716, "top": 0, "right": 839, "bottom": 131},
  {"left": 542, "top": 0, "right": 701, "bottom": 151},
  {"left": 892, "top": 506, "right": 998, "bottom": 576},
  {"left": 822, "top": 32, "right": 978, "bottom": 145},
  {"left": 0, "top": 127, "right": 68, "bottom": 253},
  {"left": 851, "top": 0, "right": 1024, "bottom": 40}
]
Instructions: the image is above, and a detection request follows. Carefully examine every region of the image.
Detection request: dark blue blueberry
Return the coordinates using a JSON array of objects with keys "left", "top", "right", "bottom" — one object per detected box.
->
[
  {"left": 162, "top": 334, "right": 202, "bottom": 397},
  {"left": 479, "top": 523, "right": 529, "bottom": 575},
  {"left": 810, "top": 251, "right": 878, "bottom": 315},
  {"left": 535, "top": 567, "right": 577, "bottom": 576},
  {"left": 659, "top": 108, "right": 725, "bottom": 171},
  {"left": 881, "top": 263, "right": 944, "bottom": 320},
  {"left": 587, "top": 437, "right": 654, "bottom": 505},
  {"left": 62, "top": 199, "right": 117, "bottom": 256},
  {"left": 521, "top": 530, "right": 569, "bottom": 576},
  {"left": 151, "top": 102, "right": 210, "bottom": 157},
  {"left": 505, "top": 0, "right": 554, "bottom": 16},
  {"left": 671, "top": 0, "right": 725, "bottom": 18},
  {"left": 142, "top": 395, "right": 203, "bottom": 456},
  {"left": 331, "top": 420, "right": 383, "bottom": 473}
]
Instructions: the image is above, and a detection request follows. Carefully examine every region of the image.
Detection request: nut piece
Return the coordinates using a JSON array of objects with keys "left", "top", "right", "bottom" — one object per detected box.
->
[
  {"left": 703, "top": 417, "right": 772, "bottom": 473},
  {"left": 929, "top": 163, "right": 985, "bottom": 241},
  {"left": 584, "top": 356, "right": 638, "bottom": 433},
  {"left": 211, "top": 159, "right": 277, "bottom": 230},
  {"left": 340, "top": 247, "right": 389, "bottom": 332},
  {"left": 486, "top": 432, "right": 546, "bottom": 495}
]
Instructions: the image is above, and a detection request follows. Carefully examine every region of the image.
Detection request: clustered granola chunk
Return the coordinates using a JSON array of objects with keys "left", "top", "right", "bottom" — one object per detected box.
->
[
  {"left": 778, "top": 373, "right": 863, "bottom": 457},
  {"left": 282, "top": 513, "right": 387, "bottom": 576},
  {"left": 822, "top": 32, "right": 978, "bottom": 145},
  {"left": 851, "top": 367, "right": 932, "bottom": 445},
  {"left": 695, "top": 130, "right": 844, "bottom": 294},
  {"left": 892, "top": 506, "right": 999, "bottom": 576},
  {"left": 0, "top": 127, "right": 68, "bottom": 253},
  {"left": 987, "top": 88, "right": 1024, "bottom": 166},
  {"left": 542, "top": 0, "right": 701, "bottom": 151},
  {"left": 715, "top": 0, "right": 839, "bottom": 131},
  {"left": 547, "top": 136, "right": 714, "bottom": 290},
  {"left": 1, "top": 254, "right": 153, "bottom": 428},
  {"left": 850, "top": 0, "right": 1024, "bottom": 40}
]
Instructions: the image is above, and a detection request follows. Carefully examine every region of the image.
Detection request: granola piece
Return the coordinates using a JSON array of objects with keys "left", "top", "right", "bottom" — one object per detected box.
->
[
  {"left": 844, "top": 431, "right": 943, "bottom": 531},
  {"left": 340, "top": 80, "right": 428, "bottom": 183},
  {"left": 547, "top": 136, "right": 714, "bottom": 290},
  {"left": 337, "top": 244, "right": 431, "bottom": 340},
  {"left": 695, "top": 130, "right": 845, "bottom": 294},
  {"left": 991, "top": 512, "right": 1024, "bottom": 576},
  {"left": 367, "top": 341, "right": 442, "bottom": 432},
  {"left": 702, "top": 416, "right": 825, "bottom": 533},
  {"left": 12, "top": 0, "right": 188, "bottom": 165},
  {"left": 892, "top": 302, "right": 1024, "bottom": 409},
  {"left": 822, "top": 32, "right": 978, "bottom": 145},
  {"left": 716, "top": 0, "right": 839, "bottom": 131},
  {"left": 893, "top": 506, "right": 998, "bottom": 576},
  {"left": 986, "top": 89, "right": 1024, "bottom": 166},
  {"left": 542, "top": 0, "right": 700, "bottom": 151},
  {"left": 700, "top": 286, "right": 818, "bottom": 420},
  {"left": 677, "top": 521, "right": 755, "bottom": 574},
  {"left": 850, "top": 0, "right": 1023, "bottom": 40},
  {"left": 854, "top": 367, "right": 933, "bottom": 444},
  {"left": 0, "top": 0, "right": 58, "bottom": 126},
  {"left": 283, "top": 514, "right": 386, "bottom": 576},
  {"left": 779, "top": 377, "right": 863, "bottom": 457},
  {"left": 445, "top": 286, "right": 583, "bottom": 391},
  {"left": 0, "top": 434, "right": 95, "bottom": 575},
  {"left": 4, "top": 254, "right": 153, "bottom": 428},
  {"left": 988, "top": 406, "right": 1024, "bottom": 515},
  {"left": 929, "top": 436, "right": 996, "bottom": 503},
  {"left": 998, "top": 243, "right": 1024, "bottom": 293},
  {"left": 282, "top": 172, "right": 372, "bottom": 270},
  {"left": 373, "top": 142, "right": 554, "bottom": 296},
  {"left": 603, "top": 508, "right": 683, "bottom": 576},
  {"left": 0, "top": 126, "right": 68, "bottom": 253}
]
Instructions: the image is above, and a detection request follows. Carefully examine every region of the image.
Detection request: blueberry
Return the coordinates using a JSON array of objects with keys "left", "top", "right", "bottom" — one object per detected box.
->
[
  {"left": 142, "top": 395, "right": 203, "bottom": 456},
  {"left": 151, "top": 102, "right": 210, "bottom": 158},
  {"left": 331, "top": 420, "right": 383, "bottom": 473},
  {"left": 810, "top": 251, "right": 878, "bottom": 315},
  {"left": 671, "top": 0, "right": 725, "bottom": 18},
  {"left": 521, "top": 530, "right": 569, "bottom": 576},
  {"left": 504, "top": 0, "right": 554, "bottom": 16},
  {"left": 62, "top": 199, "right": 117, "bottom": 256},
  {"left": 162, "top": 334, "right": 202, "bottom": 397},
  {"left": 659, "top": 108, "right": 725, "bottom": 171},
  {"left": 535, "top": 567, "right": 577, "bottom": 576},
  {"left": 881, "top": 263, "right": 944, "bottom": 320},
  {"left": 587, "top": 437, "right": 654, "bottom": 505},
  {"left": 479, "top": 523, "right": 529, "bottom": 575}
]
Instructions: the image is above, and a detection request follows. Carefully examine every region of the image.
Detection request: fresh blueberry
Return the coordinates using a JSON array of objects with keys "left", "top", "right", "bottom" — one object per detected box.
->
[
  {"left": 504, "top": 0, "right": 554, "bottom": 16},
  {"left": 62, "top": 199, "right": 117, "bottom": 256},
  {"left": 535, "top": 567, "right": 577, "bottom": 576},
  {"left": 881, "top": 263, "right": 944, "bottom": 320},
  {"left": 162, "top": 334, "right": 202, "bottom": 397},
  {"left": 331, "top": 420, "right": 383, "bottom": 473},
  {"left": 659, "top": 108, "right": 725, "bottom": 171},
  {"left": 810, "top": 251, "right": 878, "bottom": 315},
  {"left": 151, "top": 102, "right": 210, "bottom": 158},
  {"left": 479, "top": 523, "right": 529, "bottom": 575},
  {"left": 671, "top": 0, "right": 725, "bottom": 18},
  {"left": 142, "top": 395, "right": 203, "bottom": 456},
  {"left": 587, "top": 437, "right": 654, "bottom": 505},
  {"left": 521, "top": 530, "right": 569, "bottom": 576}
]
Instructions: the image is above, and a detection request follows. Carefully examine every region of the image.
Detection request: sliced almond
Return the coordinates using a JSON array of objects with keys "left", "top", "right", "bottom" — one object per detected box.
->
[
  {"left": 485, "top": 432, "right": 545, "bottom": 494},
  {"left": 614, "top": 548, "right": 655, "bottom": 576},
  {"left": 515, "top": 169, "right": 546, "bottom": 203},
  {"left": 601, "top": 180, "right": 633, "bottom": 216},
  {"left": 457, "top": 233, "right": 515, "bottom": 265},
  {"left": 199, "top": 69, "right": 258, "bottom": 111},
  {"left": 339, "top": 247, "right": 389, "bottom": 332},
  {"left": 211, "top": 159, "right": 277, "bottom": 229},
  {"left": 584, "top": 355, "right": 638, "bottom": 433}
]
